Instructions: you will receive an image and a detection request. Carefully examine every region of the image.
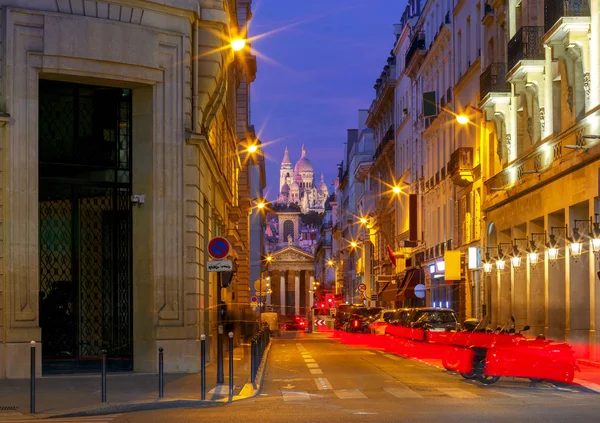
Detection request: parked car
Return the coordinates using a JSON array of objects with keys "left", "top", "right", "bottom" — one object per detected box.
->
[
  {"left": 407, "top": 308, "right": 459, "bottom": 331},
  {"left": 344, "top": 307, "right": 382, "bottom": 333},
  {"left": 334, "top": 304, "right": 365, "bottom": 330},
  {"left": 283, "top": 315, "right": 308, "bottom": 331},
  {"left": 368, "top": 309, "right": 397, "bottom": 335}
]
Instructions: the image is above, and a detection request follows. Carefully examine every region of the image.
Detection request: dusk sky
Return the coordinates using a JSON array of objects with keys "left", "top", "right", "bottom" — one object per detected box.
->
[{"left": 250, "top": 0, "right": 408, "bottom": 199}]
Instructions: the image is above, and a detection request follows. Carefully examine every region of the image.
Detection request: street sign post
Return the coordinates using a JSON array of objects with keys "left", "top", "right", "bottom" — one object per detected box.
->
[
  {"left": 357, "top": 283, "right": 367, "bottom": 293},
  {"left": 208, "top": 237, "right": 231, "bottom": 259},
  {"left": 207, "top": 260, "right": 233, "bottom": 272}
]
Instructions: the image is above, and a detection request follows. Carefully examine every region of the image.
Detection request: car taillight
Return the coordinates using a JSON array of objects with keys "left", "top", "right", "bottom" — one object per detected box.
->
[{"left": 353, "top": 319, "right": 359, "bottom": 328}]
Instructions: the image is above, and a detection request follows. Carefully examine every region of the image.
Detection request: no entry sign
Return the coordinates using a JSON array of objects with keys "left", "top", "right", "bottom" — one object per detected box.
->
[{"left": 208, "top": 237, "right": 230, "bottom": 259}]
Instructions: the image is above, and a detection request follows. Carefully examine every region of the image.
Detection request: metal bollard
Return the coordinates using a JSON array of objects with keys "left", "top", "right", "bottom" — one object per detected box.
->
[
  {"left": 228, "top": 332, "right": 234, "bottom": 399},
  {"left": 30, "top": 341, "right": 36, "bottom": 414},
  {"left": 217, "top": 325, "right": 224, "bottom": 384},
  {"left": 158, "top": 347, "right": 164, "bottom": 399},
  {"left": 250, "top": 337, "right": 257, "bottom": 384},
  {"left": 101, "top": 349, "right": 107, "bottom": 403},
  {"left": 201, "top": 334, "right": 206, "bottom": 400}
]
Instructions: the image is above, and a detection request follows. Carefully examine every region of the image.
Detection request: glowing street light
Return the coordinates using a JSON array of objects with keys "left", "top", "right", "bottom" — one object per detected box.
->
[
  {"left": 392, "top": 186, "right": 402, "bottom": 194},
  {"left": 256, "top": 201, "right": 266, "bottom": 210},
  {"left": 546, "top": 234, "right": 559, "bottom": 262},
  {"left": 247, "top": 144, "right": 259, "bottom": 154},
  {"left": 359, "top": 217, "right": 368, "bottom": 225},
  {"left": 327, "top": 259, "right": 334, "bottom": 267},
  {"left": 350, "top": 241, "right": 358, "bottom": 249},
  {"left": 231, "top": 38, "right": 246, "bottom": 51},
  {"left": 456, "top": 115, "right": 470, "bottom": 125}
]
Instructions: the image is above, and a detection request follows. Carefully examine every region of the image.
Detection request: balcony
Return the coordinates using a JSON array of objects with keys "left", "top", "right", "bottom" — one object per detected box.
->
[
  {"left": 482, "top": 3, "right": 494, "bottom": 25},
  {"left": 480, "top": 62, "right": 510, "bottom": 101},
  {"left": 544, "top": 0, "right": 590, "bottom": 34},
  {"left": 373, "top": 125, "right": 394, "bottom": 162},
  {"left": 405, "top": 31, "right": 426, "bottom": 72},
  {"left": 507, "top": 26, "right": 545, "bottom": 73},
  {"left": 447, "top": 147, "right": 474, "bottom": 187}
]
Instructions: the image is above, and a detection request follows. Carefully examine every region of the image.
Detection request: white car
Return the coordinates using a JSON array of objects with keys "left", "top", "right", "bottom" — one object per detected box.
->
[{"left": 368, "top": 309, "right": 397, "bottom": 335}]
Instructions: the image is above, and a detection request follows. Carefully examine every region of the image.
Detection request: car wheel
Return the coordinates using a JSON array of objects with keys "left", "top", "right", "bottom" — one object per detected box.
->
[{"left": 476, "top": 374, "right": 500, "bottom": 385}]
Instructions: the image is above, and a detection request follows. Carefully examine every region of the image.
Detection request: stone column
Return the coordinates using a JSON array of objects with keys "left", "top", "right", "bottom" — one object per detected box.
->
[
  {"left": 295, "top": 273, "right": 301, "bottom": 316},
  {"left": 280, "top": 273, "right": 286, "bottom": 316},
  {"left": 309, "top": 274, "right": 315, "bottom": 309}
]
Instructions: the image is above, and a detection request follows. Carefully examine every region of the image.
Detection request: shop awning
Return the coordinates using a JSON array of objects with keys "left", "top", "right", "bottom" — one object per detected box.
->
[
  {"left": 397, "top": 268, "right": 422, "bottom": 301},
  {"left": 378, "top": 275, "right": 400, "bottom": 302}
]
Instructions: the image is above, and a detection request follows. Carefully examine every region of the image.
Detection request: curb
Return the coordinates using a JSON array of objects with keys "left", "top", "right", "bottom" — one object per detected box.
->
[
  {"left": 578, "top": 359, "right": 600, "bottom": 369},
  {"left": 25, "top": 340, "right": 274, "bottom": 419}
]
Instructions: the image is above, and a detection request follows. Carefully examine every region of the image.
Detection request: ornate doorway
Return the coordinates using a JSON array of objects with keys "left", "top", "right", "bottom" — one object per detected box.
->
[{"left": 38, "top": 80, "right": 133, "bottom": 373}]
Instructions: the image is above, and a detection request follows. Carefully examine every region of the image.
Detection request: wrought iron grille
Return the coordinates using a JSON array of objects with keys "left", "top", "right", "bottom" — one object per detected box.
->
[
  {"left": 480, "top": 62, "right": 510, "bottom": 100},
  {"left": 39, "top": 81, "right": 132, "bottom": 373},
  {"left": 544, "top": 0, "right": 590, "bottom": 33},
  {"left": 507, "top": 26, "right": 545, "bottom": 71}
]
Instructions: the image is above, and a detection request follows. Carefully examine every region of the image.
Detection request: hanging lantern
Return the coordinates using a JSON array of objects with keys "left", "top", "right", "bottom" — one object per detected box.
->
[
  {"left": 483, "top": 253, "right": 493, "bottom": 273},
  {"left": 568, "top": 227, "right": 583, "bottom": 261},
  {"left": 546, "top": 234, "right": 559, "bottom": 263},
  {"left": 510, "top": 245, "right": 521, "bottom": 269},
  {"left": 591, "top": 222, "right": 600, "bottom": 256}
]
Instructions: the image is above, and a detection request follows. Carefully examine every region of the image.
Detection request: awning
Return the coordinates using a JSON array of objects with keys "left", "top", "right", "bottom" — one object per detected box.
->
[{"left": 397, "top": 268, "right": 422, "bottom": 301}]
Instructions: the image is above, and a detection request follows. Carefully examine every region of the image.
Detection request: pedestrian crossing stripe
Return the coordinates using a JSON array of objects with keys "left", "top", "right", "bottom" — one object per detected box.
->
[
  {"left": 10, "top": 416, "right": 121, "bottom": 422},
  {"left": 276, "top": 386, "right": 589, "bottom": 401}
]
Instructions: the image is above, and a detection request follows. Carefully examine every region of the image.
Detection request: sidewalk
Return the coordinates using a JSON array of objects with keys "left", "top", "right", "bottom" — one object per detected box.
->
[{"left": 0, "top": 342, "right": 271, "bottom": 420}]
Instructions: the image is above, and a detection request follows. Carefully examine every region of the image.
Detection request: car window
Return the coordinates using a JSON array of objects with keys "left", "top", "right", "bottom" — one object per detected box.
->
[{"left": 382, "top": 311, "right": 395, "bottom": 322}]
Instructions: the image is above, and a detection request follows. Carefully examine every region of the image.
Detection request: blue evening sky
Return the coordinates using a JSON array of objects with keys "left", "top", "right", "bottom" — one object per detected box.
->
[{"left": 250, "top": 0, "right": 408, "bottom": 199}]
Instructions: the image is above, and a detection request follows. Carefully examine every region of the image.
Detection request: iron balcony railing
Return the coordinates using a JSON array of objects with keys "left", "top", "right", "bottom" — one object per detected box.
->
[
  {"left": 447, "top": 147, "right": 474, "bottom": 178},
  {"left": 507, "top": 26, "right": 545, "bottom": 71},
  {"left": 544, "top": 0, "right": 590, "bottom": 33},
  {"left": 405, "top": 31, "right": 426, "bottom": 68},
  {"left": 373, "top": 125, "right": 394, "bottom": 161},
  {"left": 480, "top": 62, "right": 510, "bottom": 99}
]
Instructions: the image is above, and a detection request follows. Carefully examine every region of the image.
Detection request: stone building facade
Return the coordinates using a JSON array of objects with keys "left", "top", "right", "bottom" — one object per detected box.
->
[{"left": 0, "top": 0, "right": 258, "bottom": 378}]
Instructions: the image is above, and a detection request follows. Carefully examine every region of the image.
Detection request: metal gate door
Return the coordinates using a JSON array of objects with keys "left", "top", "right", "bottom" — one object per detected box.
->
[{"left": 38, "top": 80, "right": 133, "bottom": 373}]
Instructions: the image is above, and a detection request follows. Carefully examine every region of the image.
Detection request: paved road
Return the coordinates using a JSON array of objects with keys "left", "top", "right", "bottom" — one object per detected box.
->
[{"left": 13, "top": 332, "right": 600, "bottom": 422}]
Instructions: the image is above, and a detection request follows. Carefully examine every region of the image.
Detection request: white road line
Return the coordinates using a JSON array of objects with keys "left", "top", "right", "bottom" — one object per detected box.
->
[
  {"left": 315, "top": 377, "right": 333, "bottom": 390},
  {"left": 12, "top": 417, "right": 121, "bottom": 422},
  {"left": 282, "top": 391, "right": 311, "bottom": 401},
  {"left": 334, "top": 389, "right": 368, "bottom": 399},
  {"left": 437, "top": 387, "right": 479, "bottom": 399},
  {"left": 491, "top": 389, "right": 535, "bottom": 398},
  {"left": 384, "top": 386, "right": 423, "bottom": 398},
  {"left": 304, "top": 358, "right": 316, "bottom": 363},
  {"left": 574, "top": 378, "right": 600, "bottom": 393},
  {"left": 306, "top": 363, "right": 320, "bottom": 369},
  {"left": 310, "top": 369, "right": 323, "bottom": 375}
]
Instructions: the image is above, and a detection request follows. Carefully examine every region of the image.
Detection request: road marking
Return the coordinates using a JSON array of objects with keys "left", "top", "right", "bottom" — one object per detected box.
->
[
  {"left": 282, "top": 391, "right": 311, "bottom": 401},
  {"left": 310, "top": 369, "right": 323, "bottom": 375},
  {"left": 437, "top": 387, "right": 479, "bottom": 399},
  {"left": 334, "top": 389, "right": 367, "bottom": 399},
  {"left": 12, "top": 417, "right": 121, "bottom": 422},
  {"left": 574, "top": 378, "right": 600, "bottom": 393},
  {"left": 306, "top": 363, "right": 320, "bottom": 369},
  {"left": 315, "top": 377, "right": 333, "bottom": 390},
  {"left": 384, "top": 386, "right": 423, "bottom": 398},
  {"left": 209, "top": 385, "right": 236, "bottom": 395},
  {"left": 304, "top": 358, "right": 316, "bottom": 363},
  {"left": 491, "top": 389, "right": 535, "bottom": 398}
]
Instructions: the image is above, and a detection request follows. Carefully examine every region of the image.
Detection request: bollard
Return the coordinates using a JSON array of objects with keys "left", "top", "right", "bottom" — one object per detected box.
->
[
  {"left": 217, "top": 325, "right": 224, "bottom": 384},
  {"left": 200, "top": 334, "right": 206, "bottom": 400},
  {"left": 250, "top": 337, "right": 257, "bottom": 384},
  {"left": 158, "top": 347, "right": 164, "bottom": 399},
  {"left": 228, "top": 332, "right": 234, "bottom": 399},
  {"left": 30, "top": 341, "right": 36, "bottom": 414},
  {"left": 101, "top": 349, "right": 107, "bottom": 403}
]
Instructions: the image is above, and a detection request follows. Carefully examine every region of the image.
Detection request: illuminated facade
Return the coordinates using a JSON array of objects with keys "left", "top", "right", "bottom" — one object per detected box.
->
[{"left": 0, "top": 0, "right": 258, "bottom": 378}]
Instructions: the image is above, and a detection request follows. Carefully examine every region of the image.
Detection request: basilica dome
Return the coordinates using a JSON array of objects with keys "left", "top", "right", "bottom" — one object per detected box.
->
[
  {"left": 290, "top": 181, "right": 300, "bottom": 191},
  {"left": 294, "top": 144, "right": 313, "bottom": 174},
  {"left": 281, "top": 182, "right": 290, "bottom": 193}
]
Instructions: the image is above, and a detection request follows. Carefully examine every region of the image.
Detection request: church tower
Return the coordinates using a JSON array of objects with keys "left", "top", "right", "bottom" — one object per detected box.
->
[{"left": 279, "top": 147, "right": 293, "bottom": 192}]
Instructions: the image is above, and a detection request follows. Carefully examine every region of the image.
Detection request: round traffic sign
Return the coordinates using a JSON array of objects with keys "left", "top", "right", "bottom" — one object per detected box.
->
[
  {"left": 414, "top": 283, "right": 426, "bottom": 299},
  {"left": 251, "top": 296, "right": 258, "bottom": 303},
  {"left": 208, "top": 237, "right": 230, "bottom": 259},
  {"left": 357, "top": 283, "right": 367, "bottom": 293}
]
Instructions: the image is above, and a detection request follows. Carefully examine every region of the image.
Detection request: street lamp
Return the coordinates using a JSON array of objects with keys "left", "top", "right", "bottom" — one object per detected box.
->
[
  {"left": 350, "top": 241, "right": 358, "bottom": 249},
  {"left": 247, "top": 144, "right": 259, "bottom": 154},
  {"left": 456, "top": 115, "right": 470, "bottom": 125},
  {"left": 568, "top": 227, "right": 583, "bottom": 261},
  {"left": 483, "top": 252, "right": 493, "bottom": 273},
  {"left": 231, "top": 38, "right": 246, "bottom": 51},
  {"left": 546, "top": 234, "right": 560, "bottom": 263},
  {"left": 495, "top": 246, "right": 506, "bottom": 271},
  {"left": 392, "top": 186, "right": 402, "bottom": 194}
]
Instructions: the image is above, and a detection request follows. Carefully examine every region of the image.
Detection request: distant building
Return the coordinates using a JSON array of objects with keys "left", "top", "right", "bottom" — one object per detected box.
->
[{"left": 277, "top": 145, "right": 329, "bottom": 213}]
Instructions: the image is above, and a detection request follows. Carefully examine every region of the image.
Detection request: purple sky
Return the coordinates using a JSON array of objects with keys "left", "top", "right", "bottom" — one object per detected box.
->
[{"left": 250, "top": 0, "right": 408, "bottom": 199}]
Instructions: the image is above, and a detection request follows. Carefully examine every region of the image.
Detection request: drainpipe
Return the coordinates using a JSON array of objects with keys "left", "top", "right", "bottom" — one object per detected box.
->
[{"left": 192, "top": 19, "right": 199, "bottom": 134}]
